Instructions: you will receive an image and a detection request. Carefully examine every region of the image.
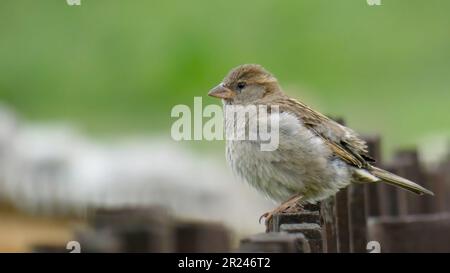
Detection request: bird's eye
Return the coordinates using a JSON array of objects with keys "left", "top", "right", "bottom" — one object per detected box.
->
[{"left": 237, "top": 82, "right": 246, "bottom": 90}]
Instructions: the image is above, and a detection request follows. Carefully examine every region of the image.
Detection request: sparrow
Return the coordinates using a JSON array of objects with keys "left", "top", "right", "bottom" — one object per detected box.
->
[{"left": 208, "top": 64, "right": 433, "bottom": 224}]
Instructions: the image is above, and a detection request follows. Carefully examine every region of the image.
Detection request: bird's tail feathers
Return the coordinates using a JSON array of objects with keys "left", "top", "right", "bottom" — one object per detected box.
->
[{"left": 370, "top": 166, "right": 434, "bottom": 196}]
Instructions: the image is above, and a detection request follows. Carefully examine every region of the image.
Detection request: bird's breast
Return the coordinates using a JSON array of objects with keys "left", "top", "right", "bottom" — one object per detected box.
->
[{"left": 224, "top": 110, "right": 345, "bottom": 202}]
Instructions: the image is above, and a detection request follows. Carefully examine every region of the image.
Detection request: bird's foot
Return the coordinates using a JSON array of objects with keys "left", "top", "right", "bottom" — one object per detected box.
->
[{"left": 259, "top": 194, "right": 303, "bottom": 231}]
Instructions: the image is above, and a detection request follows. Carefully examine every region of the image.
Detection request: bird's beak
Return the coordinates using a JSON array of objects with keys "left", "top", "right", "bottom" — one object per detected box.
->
[{"left": 208, "top": 84, "right": 235, "bottom": 99}]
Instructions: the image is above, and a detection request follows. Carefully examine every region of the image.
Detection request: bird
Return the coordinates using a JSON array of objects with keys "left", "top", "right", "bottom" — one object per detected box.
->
[{"left": 208, "top": 64, "right": 433, "bottom": 225}]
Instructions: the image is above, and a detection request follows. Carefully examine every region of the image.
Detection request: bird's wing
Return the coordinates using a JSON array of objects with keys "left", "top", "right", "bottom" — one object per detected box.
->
[{"left": 276, "top": 97, "right": 374, "bottom": 168}]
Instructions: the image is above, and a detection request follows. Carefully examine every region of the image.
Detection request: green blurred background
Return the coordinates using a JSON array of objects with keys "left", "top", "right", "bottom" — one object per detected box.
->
[{"left": 1, "top": 0, "right": 449, "bottom": 157}]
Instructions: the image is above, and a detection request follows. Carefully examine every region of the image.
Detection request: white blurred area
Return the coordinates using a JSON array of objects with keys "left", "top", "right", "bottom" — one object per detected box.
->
[{"left": 0, "top": 104, "right": 273, "bottom": 234}]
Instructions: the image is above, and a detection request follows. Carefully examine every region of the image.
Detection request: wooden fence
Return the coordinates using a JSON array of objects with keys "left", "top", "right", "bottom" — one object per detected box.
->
[{"left": 33, "top": 135, "right": 450, "bottom": 253}]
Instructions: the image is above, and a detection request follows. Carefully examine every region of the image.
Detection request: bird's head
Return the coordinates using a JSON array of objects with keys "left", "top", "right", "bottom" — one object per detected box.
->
[{"left": 208, "top": 64, "right": 282, "bottom": 105}]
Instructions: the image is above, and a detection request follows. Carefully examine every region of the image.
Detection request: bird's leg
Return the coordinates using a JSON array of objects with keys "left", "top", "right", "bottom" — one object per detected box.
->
[{"left": 259, "top": 194, "right": 303, "bottom": 229}]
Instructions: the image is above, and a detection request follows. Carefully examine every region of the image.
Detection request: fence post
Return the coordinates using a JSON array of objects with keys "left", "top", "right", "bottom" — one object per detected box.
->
[
  {"left": 348, "top": 184, "right": 368, "bottom": 253},
  {"left": 320, "top": 196, "right": 338, "bottom": 253},
  {"left": 363, "top": 135, "right": 383, "bottom": 217},
  {"left": 89, "top": 207, "right": 174, "bottom": 252},
  {"left": 393, "top": 149, "right": 432, "bottom": 214},
  {"left": 270, "top": 204, "right": 323, "bottom": 253},
  {"left": 426, "top": 168, "right": 447, "bottom": 213},
  {"left": 379, "top": 165, "right": 402, "bottom": 216},
  {"left": 175, "top": 221, "right": 231, "bottom": 252},
  {"left": 239, "top": 232, "right": 310, "bottom": 253},
  {"left": 335, "top": 187, "right": 350, "bottom": 252}
]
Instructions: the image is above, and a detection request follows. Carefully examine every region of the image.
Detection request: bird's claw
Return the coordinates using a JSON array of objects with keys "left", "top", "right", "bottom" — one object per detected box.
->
[
  {"left": 259, "top": 212, "right": 273, "bottom": 224},
  {"left": 259, "top": 195, "right": 304, "bottom": 231},
  {"left": 259, "top": 211, "right": 275, "bottom": 232}
]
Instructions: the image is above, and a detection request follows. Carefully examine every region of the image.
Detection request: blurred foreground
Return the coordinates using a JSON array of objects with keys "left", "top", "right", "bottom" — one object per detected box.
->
[{"left": 0, "top": 104, "right": 273, "bottom": 252}]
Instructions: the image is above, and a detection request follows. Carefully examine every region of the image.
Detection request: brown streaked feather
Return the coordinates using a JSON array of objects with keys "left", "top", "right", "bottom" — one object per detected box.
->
[
  {"left": 223, "top": 64, "right": 277, "bottom": 90},
  {"left": 267, "top": 96, "right": 374, "bottom": 169}
]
